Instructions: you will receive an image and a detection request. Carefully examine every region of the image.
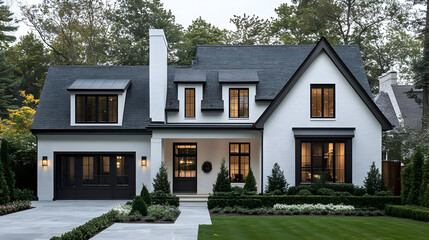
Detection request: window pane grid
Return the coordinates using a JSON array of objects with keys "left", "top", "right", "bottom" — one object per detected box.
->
[
  {"left": 185, "top": 89, "right": 195, "bottom": 118},
  {"left": 311, "top": 85, "right": 334, "bottom": 118},
  {"left": 301, "top": 142, "right": 345, "bottom": 183},
  {"left": 174, "top": 144, "right": 197, "bottom": 178},
  {"left": 229, "top": 143, "right": 250, "bottom": 182},
  {"left": 76, "top": 95, "right": 118, "bottom": 123},
  {"left": 229, "top": 89, "right": 249, "bottom": 118}
]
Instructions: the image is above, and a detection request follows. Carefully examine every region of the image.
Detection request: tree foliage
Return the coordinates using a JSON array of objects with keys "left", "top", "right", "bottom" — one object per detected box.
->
[
  {"left": 364, "top": 162, "right": 385, "bottom": 195},
  {"left": 408, "top": 147, "right": 425, "bottom": 205},
  {"left": 243, "top": 167, "right": 257, "bottom": 192},
  {"left": 108, "top": 0, "right": 183, "bottom": 65},
  {"left": 401, "top": 162, "right": 413, "bottom": 204},
  {"left": 152, "top": 162, "right": 171, "bottom": 194},
  {"left": 0, "top": 0, "right": 17, "bottom": 49},
  {"left": 0, "top": 139, "right": 15, "bottom": 198},
  {"left": 213, "top": 159, "right": 231, "bottom": 193},
  {"left": 265, "top": 163, "right": 288, "bottom": 194},
  {"left": 0, "top": 50, "right": 17, "bottom": 118},
  {"left": 6, "top": 33, "right": 50, "bottom": 98},
  {"left": 140, "top": 184, "right": 151, "bottom": 206},
  {"left": 229, "top": 14, "right": 272, "bottom": 45},
  {"left": 176, "top": 17, "right": 227, "bottom": 65}
]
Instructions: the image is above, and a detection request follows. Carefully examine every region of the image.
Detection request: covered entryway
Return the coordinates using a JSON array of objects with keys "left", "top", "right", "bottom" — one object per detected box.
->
[
  {"left": 55, "top": 152, "right": 136, "bottom": 199},
  {"left": 173, "top": 144, "right": 197, "bottom": 193}
]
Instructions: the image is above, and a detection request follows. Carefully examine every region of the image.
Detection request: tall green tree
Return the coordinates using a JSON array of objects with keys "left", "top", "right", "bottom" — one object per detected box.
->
[
  {"left": 6, "top": 33, "right": 50, "bottom": 98},
  {"left": 152, "top": 163, "right": 171, "bottom": 194},
  {"left": 212, "top": 159, "right": 231, "bottom": 193},
  {"left": 0, "top": 0, "right": 18, "bottom": 49},
  {"left": 265, "top": 163, "right": 288, "bottom": 194},
  {"left": 272, "top": 0, "right": 411, "bottom": 93},
  {"left": 0, "top": 50, "right": 17, "bottom": 117},
  {"left": 0, "top": 139, "right": 15, "bottom": 199},
  {"left": 176, "top": 17, "right": 227, "bottom": 65},
  {"left": 412, "top": 1, "right": 429, "bottom": 128},
  {"left": 108, "top": 0, "right": 183, "bottom": 65},
  {"left": 364, "top": 162, "right": 385, "bottom": 195},
  {"left": 21, "top": 0, "right": 109, "bottom": 65},
  {"left": 229, "top": 14, "right": 272, "bottom": 45}
]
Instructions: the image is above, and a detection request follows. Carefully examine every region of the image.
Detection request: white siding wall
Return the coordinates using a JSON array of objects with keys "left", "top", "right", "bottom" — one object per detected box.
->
[
  {"left": 37, "top": 135, "right": 151, "bottom": 200},
  {"left": 263, "top": 52, "right": 382, "bottom": 187},
  {"left": 167, "top": 84, "right": 270, "bottom": 123}
]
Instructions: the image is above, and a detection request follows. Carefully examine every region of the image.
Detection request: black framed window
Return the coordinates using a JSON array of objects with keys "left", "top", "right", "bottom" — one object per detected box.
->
[
  {"left": 229, "top": 89, "right": 249, "bottom": 118},
  {"left": 301, "top": 141, "right": 345, "bottom": 183},
  {"left": 76, "top": 95, "right": 118, "bottom": 123},
  {"left": 82, "top": 156, "right": 110, "bottom": 185},
  {"left": 229, "top": 143, "right": 250, "bottom": 182},
  {"left": 185, "top": 88, "right": 195, "bottom": 118},
  {"left": 311, "top": 85, "right": 335, "bottom": 118}
]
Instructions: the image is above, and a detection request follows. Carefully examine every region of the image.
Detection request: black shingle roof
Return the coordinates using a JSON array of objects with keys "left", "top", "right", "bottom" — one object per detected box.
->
[
  {"left": 391, "top": 85, "right": 422, "bottom": 129},
  {"left": 32, "top": 66, "right": 151, "bottom": 131},
  {"left": 33, "top": 43, "right": 374, "bottom": 131},
  {"left": 166, "top": 44, "right": 372, "bottom": 110},
  {"left": 375, "top": 91, "right": 399, "bottom": 127}
]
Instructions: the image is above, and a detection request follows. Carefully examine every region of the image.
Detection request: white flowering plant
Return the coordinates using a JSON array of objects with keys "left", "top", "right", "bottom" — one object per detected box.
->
[
  {"left": 273, "top": 203, "right": 355, "bottom": 212},
  {"left": 112, "top": 203, "right": 132, "bottom": 216}
]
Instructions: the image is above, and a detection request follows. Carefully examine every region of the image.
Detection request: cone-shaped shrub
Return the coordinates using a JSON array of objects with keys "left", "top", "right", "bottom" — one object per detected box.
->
[
  {"left": 131, "top": 195, "right": 147, "bottom": 216},
  {"left": 265, "top": 163, "right": 288, "bottom": 194},
  {"left": 364, "top": 162, "right": 384, "bottom": 195},
  {"left": 213, "top": 159, "right": 231, "bottom": 193},
  {"left": 401, "top": 163, "right": 412, "bottom": 204},
  {"left": 140, "top": 184, "right": 151, "bottom": 206},
  {"left": 408, "top": 148, "right": 424, "bottom": 205},
  {"left": 153, "top": 163, "right": 171, "bottom": 194},
  {"left": 243, "top": 167, "right": 257, "bottom": 193},
  {"left": 0, "top": 139, "right": 14, "bottom": 200},
  {"left": 420, "top": 158, "right": 429, "bottom": 206}
]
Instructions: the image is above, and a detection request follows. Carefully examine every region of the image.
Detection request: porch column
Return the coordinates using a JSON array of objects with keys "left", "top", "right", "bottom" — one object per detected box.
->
[{"left": 150, "top": 138, "right": 164, "bottom": 192}]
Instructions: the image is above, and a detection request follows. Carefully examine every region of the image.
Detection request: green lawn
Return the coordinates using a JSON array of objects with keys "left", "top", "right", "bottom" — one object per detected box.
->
[{"left": 198, "top": 216, "right": 429, "bottom": 240}]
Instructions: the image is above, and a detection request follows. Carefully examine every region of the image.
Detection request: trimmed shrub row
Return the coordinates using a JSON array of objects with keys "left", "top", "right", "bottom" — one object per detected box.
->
[
  {"left": 208, "top": 196, "right": 401, "bottom": 209},
  {"left": 50, "top": 210, "right": 118, "bottom": 240},
  {"left": 385, "top": 205, "right": 429, "bottom": 222},
  {"left": 152, "top": 196, "right": 180, "bottom": 206}
]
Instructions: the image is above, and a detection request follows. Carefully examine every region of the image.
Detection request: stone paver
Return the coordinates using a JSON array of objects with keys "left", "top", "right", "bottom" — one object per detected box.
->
[
  {"left": 91, "top": 202, "right": 212, "bottom": 240},
  {"left": 0, "top": 200, "right": 124, "bottom": 240}
]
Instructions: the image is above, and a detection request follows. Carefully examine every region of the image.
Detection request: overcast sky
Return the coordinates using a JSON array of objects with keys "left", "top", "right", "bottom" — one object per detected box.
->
[{"left": 8, "top": 0, "right": 290, "bottom": 41}]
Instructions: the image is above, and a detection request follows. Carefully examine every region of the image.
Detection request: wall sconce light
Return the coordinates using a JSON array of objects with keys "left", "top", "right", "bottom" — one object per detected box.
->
[
  {"left": 141, "top": 156, "right": 147, "bottom": 166},
  {"left": 42, "top": 156, "right": 48, "bottom": 167}
]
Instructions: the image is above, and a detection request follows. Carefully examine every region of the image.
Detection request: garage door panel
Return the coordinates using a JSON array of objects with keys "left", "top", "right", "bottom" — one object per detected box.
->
[{"left": 55, "top": 153, "right": 135, "bottom": 200}]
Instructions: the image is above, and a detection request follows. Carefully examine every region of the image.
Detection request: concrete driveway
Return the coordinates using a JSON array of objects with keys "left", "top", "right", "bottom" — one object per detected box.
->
[{"left": 0, "top": 200, "right": 124, "bottom": 240}]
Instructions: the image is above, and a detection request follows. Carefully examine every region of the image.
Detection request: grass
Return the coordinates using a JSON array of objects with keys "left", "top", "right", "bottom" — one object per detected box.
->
[{"left": 198, "top": 216, "right": 429, "bottom": 240}]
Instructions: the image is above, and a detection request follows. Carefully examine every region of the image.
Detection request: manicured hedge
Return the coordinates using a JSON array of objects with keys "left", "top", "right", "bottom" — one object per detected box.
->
[
  {"left": 208, "top": 196, "right": 401, "bottom": 209},
  {"left": 152, "top": 196, "right": 179, "bottom": 207},
  {"left": 385, "top": 205, "right": 429, "bottom": 222},
  {"left": 50, "top": 210, "right": 118, "bottom": 240}
]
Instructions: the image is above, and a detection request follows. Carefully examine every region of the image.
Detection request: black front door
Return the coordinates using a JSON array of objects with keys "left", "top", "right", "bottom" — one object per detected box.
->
[
  {"left": 55, "top": 153, "right": 135, "bottom": 200},
  {"left": 173, "top": 144, "right": 197, "bottom": 193}
]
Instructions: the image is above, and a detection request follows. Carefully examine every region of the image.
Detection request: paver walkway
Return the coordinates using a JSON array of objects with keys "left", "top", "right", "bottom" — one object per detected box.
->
[
  {"left": 0, "top": 200, "right": 123, "bottom": 240},
  {"left": 91, "top": 202, "right": 212, "bottom": 240}
]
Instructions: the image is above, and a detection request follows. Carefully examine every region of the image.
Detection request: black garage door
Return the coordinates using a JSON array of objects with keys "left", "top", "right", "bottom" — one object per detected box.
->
[{"left": 55, "top": 153, "right": 135, "bottom": 200}]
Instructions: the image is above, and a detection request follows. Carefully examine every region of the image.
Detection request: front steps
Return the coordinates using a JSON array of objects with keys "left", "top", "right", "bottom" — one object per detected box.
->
[{"left": 177, "top": 194, "right": 209, "bottom": 203}]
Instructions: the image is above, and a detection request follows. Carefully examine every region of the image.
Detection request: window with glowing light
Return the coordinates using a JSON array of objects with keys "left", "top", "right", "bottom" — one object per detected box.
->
[
  {"left": 82, "top": 156, "right": 110, "bottom": 185},
  {"left": 311, "top": 85, "right": 335, "bottom": 118},
  {"left": 174, "top": 144, "right": 197, "bottom": 178},
  {"left": 229, "top": 143, "right": 250, "bottom": 182},
  {"left": 229, "top": 89, "right": 249, "bottom": 118},
  {"left": 185, "top": 88, "right": 195, "bottom": 118},
  {"left": 76, "top": 95, "right": 118, "bottom": 123},
  {"left": 301, "top": 142, "right": 345, "bottom": 183}
]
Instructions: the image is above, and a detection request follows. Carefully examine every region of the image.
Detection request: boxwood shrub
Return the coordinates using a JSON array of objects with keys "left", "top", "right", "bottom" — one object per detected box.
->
[
  {"left": 151, "top": 196, "right": 179, "bottom": 206},
  {"left": 207, "top": 195, "right": 400, "bottom": 209},
  {"left": 50, "top": 210, "right": 118, "bottom": 240},
  {"left": 385, "top": 205, "right": 429, "bottom": 222}
]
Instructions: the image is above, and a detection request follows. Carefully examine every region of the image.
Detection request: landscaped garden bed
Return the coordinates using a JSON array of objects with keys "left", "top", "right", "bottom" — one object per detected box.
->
[
  {"left": 0, "top": 200, "right": 32, "bottom": 216},
  {"left": 210, "top": 204, "right": 384, "bottom": 216},
  {"left": 113, "top": 202, "right": 181, "bottom": 223}
]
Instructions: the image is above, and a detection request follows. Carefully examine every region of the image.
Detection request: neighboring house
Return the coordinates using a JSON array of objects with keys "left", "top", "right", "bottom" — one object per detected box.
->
[
  {"left": 32, "top": 29, "right": 392, "bottom": 200},
  {"left": 375, "top": 71, "right": 422, "bottom": 129}
]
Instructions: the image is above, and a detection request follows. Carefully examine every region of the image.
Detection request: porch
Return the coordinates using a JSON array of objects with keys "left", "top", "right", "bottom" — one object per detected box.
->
[{"left": 150, "top": 129, "right": 262, "bottom": 195}]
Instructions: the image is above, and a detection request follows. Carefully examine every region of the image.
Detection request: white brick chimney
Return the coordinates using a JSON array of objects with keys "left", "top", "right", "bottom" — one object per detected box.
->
[
  {"left": 379, "top": 71, "right": 398, "bottom": 93},
  {"left": 149, "top": 29, "right": 168, "bottom": 123}
]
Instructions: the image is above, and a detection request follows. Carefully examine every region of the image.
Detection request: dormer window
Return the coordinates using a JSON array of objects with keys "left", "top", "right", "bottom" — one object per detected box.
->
[
  {"left": 76, "top": 95, "right": 118, "bottom": 123},
  {"left": 229, "top": 88, "right": 249, "bottom": 118},
  {"left": 185, "top": 88, "right": 195, "bottom": 118}
]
